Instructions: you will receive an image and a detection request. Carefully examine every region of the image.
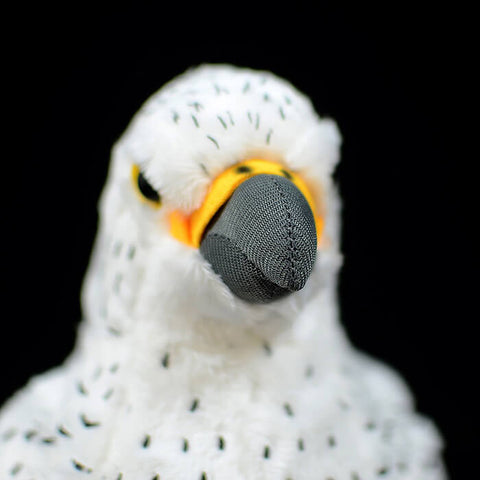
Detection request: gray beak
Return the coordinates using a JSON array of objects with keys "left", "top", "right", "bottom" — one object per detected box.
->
[{"left": 200, "top": 174, "right": 317, "bottom": 303}]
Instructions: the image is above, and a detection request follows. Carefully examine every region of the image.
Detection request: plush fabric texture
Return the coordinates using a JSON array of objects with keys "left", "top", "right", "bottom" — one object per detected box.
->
[
  {"left": 0, "top": 64, "right": 447, "bottom": 479},
  {"left": 200, "top": 174, "right": 317, "bottom": 303}
]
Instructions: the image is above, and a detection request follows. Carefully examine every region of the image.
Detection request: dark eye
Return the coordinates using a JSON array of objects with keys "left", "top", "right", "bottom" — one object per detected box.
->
[
  {"left": 131, "top": 164, "right": 162, "bottom": 208},
  {"left": 138, "top": 170, "right": 161, "bottom": 203}
]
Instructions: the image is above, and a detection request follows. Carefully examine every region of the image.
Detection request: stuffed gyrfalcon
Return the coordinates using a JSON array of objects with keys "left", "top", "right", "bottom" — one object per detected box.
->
[{"left": 0, "top": 64, "right": 447, "bottom": 480}]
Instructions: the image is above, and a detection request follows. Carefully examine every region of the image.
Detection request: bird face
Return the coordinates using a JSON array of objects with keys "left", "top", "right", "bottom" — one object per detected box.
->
[{"left": 84, "top": 65, "right": 342, "bottom": 328}]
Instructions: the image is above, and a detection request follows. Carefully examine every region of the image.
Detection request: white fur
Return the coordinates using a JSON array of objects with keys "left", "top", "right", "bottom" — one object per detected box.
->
[{"left": 0, "top": 65, "right": 446, "bottom": 479}]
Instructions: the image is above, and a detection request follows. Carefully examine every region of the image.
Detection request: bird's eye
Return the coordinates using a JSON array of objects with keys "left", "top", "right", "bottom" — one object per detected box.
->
[{"left": 131, "top": 164, "right": 162, "bottom": 208}]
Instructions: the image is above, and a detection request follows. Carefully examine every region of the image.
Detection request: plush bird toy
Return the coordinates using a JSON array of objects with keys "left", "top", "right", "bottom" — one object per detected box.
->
[{"left": 0, "top": 65, "right": 446, "bottom": 479}]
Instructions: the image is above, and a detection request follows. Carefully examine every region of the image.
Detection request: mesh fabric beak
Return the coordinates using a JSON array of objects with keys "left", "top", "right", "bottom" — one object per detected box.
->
[{"left": 200, "top": 174, "right": 317, "bottom": 303}]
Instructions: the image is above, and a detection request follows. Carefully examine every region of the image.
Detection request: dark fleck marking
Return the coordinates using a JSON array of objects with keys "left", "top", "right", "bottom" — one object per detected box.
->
[
  {"left": 142, "top": 435, "right": 151, "bottom": 448},
  {"left": 281, "top": 169, "right": 293, "bottom": 180},
  {"left": 227, "top": 111, "right": 235, "bottom": 125},
  {"left": 191, "top": 115, "right": 199, "bottom": 128},
  {"left": 127, "top": 245, "right": 136, "bottom": 260},
  {"left": 201, "top": 473, "right": 207, "bottom": 480},
  {"left": 382, "top": 422, "right": 394, "bottom": 441},
  {"left": 285, "top": 96, "right": 292, "bottom": 104},
  {"left": 236, "top": 165, "right": 252, "bottom": 174},
  {"left": 92, "top": 366, "right": 102, "bottom": 380},
  {"left": 297, "top": 438, "right": 305, "bottom": 451},
  {"left": 266, "top": 129, "right": 273, "bottom": 145},
  {"left": 377, "top": 467, "right": 389, "bottom": 476},
  {"left": 255, "top": 113, "right": 260, "bottom": 130},
  {"left": 366, "top": 421, "right": 376, "bottom": 430},
  {"left": 42, "top": 437, "right": 56, "bottom": 444},
  {"left": 247, "top": 111, "right": 253, "bottom": 123},
  {"left": 279, "top": 106, "right": 286, "bottom": 119},
  {"left": 117, "top": 474, "right": 123, "bottom": 480},
  {"left": 260, "top": 76, "right": 267, "bottom": 84},
  {"left": 218, "top": 436, "right": 225, "bottom": 450},
  {"left": 217, "top": 116, "right": 228, "bottom": 129},
  {"left": 57, "top": 425, "right": 72, "bottom": 437},
  {"left": 190, "top": 398, "right": 199, "bottom": 412},
  {"left": 264, "top": 445, "right": 270, "bottom": 459},
  {"left": 72, "top": 459, "right": 92, "bottom": 473},
  {"left": 242, "top": 81, "right": 250, "bottom": 93},
  {"left": 305, "top": 365, "right": 314, "bottom": 377},
  {"left": 206, "top": 135, "right": 219, "bottom": 149},
  {"left": 199, "top": 163, "right": 210, "bottom": 176},
  {"left": 328, "top": 435, "right": 336, "bottom": 447},
  {"left": 152, "top": 476, "right": 160, "bottom": 480},
  {"left": 161, "top": 352, "right": 170, "bottom": 368},
  {"left": 110, "top": 363, "right": 119, "bottom": 373},
  {"left": 263, "top": 93, "right": 270, "bottom": 101},
  {"left": 2, "top": 428, "right": 16, "bottom": 441},
  {"left": 103, "top": 388, "right": 114, "bottom": 400},
  {"left": 107, "top": 326, "right": 122, "bottom": 337},
  {"left": 214, "top": 84, "right": 229, "bottom": 94},
  {"left": 284, "top": 403, "right": 294, "bottom": 416},
  {"left": 113, "top": 273, "right": 122, "bottom": 293},
  {"left": 80, "top": 414, "right": 100, "bottom": 428},
  {"left": 189, "top": 102, "right": 203, "bottom": 112},
  {"left": 113, "top": 241, "right": 122, "bottom": 256},
  {"left": 10, "top": 463, "right": 22, "bottom": 476},
  {"left": 172, "top": 111, "right": 180, "bottom": 123},
  {"left": 263, "top": 341, "right": 272, "bottom": 355},
  {"left": 183, "top": 438, "right": 189, "bottom": 452},
  {"left": 24, "top": 430, "right": 37, "bottom": 440},
  {"left": 351, "top": 472, "right": 361, "bottom": 480}
]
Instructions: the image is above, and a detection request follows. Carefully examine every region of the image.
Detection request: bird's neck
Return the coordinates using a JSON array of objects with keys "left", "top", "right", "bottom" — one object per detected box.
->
[{"left": 75, "top": 282, "right": 349, "bottom": 394}]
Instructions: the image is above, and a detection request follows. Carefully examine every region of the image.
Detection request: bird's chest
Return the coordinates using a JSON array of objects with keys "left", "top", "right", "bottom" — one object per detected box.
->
[
  {"left": 0, "top": 330, "right": 404, "bottom": 480},
  {"left": 90, "top": 337, "right": 354, "bottom": 480}
]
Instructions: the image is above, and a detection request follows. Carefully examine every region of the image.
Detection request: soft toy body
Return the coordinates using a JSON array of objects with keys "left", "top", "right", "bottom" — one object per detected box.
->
[{"left": 0, "top": 65, "right": 446, "bottom": 479}]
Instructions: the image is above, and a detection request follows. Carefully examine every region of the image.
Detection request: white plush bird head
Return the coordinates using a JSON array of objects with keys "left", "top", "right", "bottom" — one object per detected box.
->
[
  {"left": 83, "top": 64, "right": 342, "bottom": 337},
  {"left": 0, "top": 64, "right": 447, "bottom": 480}
]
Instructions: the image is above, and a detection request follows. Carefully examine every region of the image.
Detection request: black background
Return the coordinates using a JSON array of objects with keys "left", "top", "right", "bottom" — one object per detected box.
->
[{"left": 0, "top": 3, "right": 475, "bottom": 478}]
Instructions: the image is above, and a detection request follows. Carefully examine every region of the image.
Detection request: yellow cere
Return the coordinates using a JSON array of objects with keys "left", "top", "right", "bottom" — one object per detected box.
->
[{"left": 169, "top": 159, "right": 324, "bottom": 249}]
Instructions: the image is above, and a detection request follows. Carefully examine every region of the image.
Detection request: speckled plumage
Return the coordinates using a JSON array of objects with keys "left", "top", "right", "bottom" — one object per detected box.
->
[{"left": 0, "top": 65, "right": 447, "bottom": 479}]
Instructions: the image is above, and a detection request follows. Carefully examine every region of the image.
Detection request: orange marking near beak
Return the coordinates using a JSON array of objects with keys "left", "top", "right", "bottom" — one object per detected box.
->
[
  {"left": 169, "top": 159, "right": 324, "bottom": 248},
  {"left": 169, "top": 210, "right": 192, "bottom": 246}
]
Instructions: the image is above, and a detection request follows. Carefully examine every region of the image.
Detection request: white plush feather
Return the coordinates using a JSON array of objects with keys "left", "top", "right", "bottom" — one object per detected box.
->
[{"left": 0, "top": 64, "right": 446, "bottom": 480}]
